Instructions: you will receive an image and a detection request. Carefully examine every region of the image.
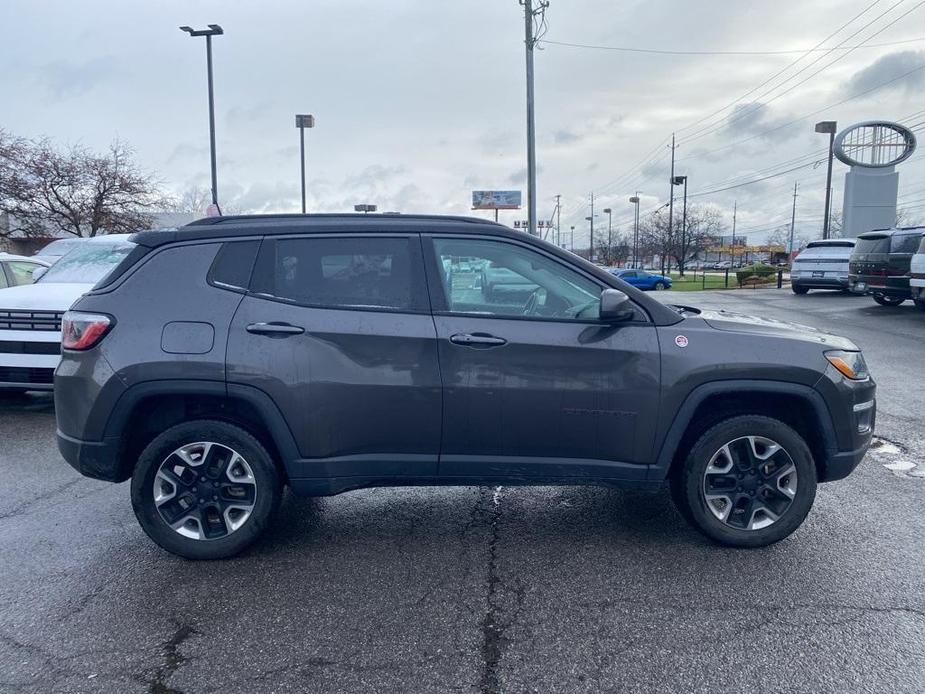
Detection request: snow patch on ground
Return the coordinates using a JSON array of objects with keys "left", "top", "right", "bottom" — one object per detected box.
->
[{"left": 869, "top": 436, "right": 923, "bottom": 479}]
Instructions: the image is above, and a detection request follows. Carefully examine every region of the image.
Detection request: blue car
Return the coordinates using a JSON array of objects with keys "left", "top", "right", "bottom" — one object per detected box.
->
[{"left": 608, "top": 268, "right": 672, "bottom": 291}]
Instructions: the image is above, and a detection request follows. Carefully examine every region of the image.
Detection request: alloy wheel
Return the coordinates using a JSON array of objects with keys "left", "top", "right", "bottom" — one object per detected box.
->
[
  {"left": 702, "top": 436, "right": 797, "bottom": 531},
  {"left": 153, "top": 442, "right": 257, "bottom": 541}
]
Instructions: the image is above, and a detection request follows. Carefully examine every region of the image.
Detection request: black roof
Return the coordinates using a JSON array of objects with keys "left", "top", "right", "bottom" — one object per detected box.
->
[{"left": 131, "top": 213, "right": 507, "bottom": 248}]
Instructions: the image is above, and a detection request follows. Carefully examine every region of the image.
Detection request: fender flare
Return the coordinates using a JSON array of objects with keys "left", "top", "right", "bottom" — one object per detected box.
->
[
  {"left": 649, "top": 379, "right": 837, "bottom": 481},
  {"left": 102, "top": 379, "right": 301, "bottom": 468}
]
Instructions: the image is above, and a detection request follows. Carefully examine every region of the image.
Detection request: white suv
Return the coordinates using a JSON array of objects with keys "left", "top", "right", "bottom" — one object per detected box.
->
[
  {"left": 911, "top": 234, "right": 925, "bottom": 311},
  {"left": 0, "top": 235, "right": 134, "bottom": 391}
]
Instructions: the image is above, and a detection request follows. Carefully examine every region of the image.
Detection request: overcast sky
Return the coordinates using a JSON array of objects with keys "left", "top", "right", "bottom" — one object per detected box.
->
[{"left": 3, "top": 0, "right": 925, "bottom": 244}]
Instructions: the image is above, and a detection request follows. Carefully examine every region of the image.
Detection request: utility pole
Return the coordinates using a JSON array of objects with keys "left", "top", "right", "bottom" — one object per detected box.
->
[
  {"left": 521, "top": 0, "right": 546, "bottom": 237},
  {"left": 555, "top": 194, "right": 561, "bottom": 246},
  {"left": 603, "top": 207, "right": 613, "bottom": 264},
  {"left": 585, "top": 191, "right": 595, "bottom": 261},
  {"left": 788, "top": 182, "right": 799, "bottom": 256},
  {"left": 730, "top": 200, "right": 737, "bottom": 267},
  {"left": 570, "top": 225, "right": 575, "bottom": 252},
  {"left": 665, "top": 133, "right": 677, "bottom": 276}
]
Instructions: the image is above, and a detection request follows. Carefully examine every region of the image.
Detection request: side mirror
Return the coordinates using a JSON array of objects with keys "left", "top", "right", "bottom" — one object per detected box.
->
[
  {"left": 31, "top": 266, "right": 48, "bottom": 282},
  {"left": 599, "top": 288, "right": 635, "bottom": 322}
]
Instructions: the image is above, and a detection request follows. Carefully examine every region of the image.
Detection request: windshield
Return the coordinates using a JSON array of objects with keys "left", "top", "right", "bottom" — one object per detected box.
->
[
  {"left": 38, "top": 241, "right": 134, "bottom": 284},
  {"left": 37, "top": 239, "right": 82, "bottom": 257}
]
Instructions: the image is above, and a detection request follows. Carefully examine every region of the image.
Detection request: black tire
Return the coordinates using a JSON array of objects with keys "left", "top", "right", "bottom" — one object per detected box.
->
[
  {"left": 914, "top": 299, "right": 925, "bottom": 311},
  {"left": 791, "top": 285, "right": 809, "bottom": 295},
  {"left": 872, "top": 294, "right": 905, "bottom": 306},
  {"left": 653, "top": 281, "right": 666, "bottom": 291},
  {"left": 131, "top": 420, "right": 282, "bottom": 559},
  {"left": 670, "top": 415, "right": 817, "bottom": 548}
]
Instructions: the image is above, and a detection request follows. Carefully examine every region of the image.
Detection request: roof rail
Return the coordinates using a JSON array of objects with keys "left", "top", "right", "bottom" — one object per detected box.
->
[{"left": 186, "top": 213, "right": 502, "bottom": 227}]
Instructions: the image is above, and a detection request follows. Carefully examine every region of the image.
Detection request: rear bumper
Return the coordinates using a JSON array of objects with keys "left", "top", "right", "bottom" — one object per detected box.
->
[
  {"left": 57, "top": 429, "right": 124, "bottom": 482},
  {"left": 792, "top": 277, "right": 848, "bottom": 290}
]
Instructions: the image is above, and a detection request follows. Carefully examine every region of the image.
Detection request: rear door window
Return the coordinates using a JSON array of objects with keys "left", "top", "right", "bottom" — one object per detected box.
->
[
  {"left": 891, "top": 233, "right": 923, "bottom": 254},
  {"left": 5, "top": 261, "right": 43, "bottom": 286},
  {"left": 250, "top": 236, "right": 428, "bottom": 312}
]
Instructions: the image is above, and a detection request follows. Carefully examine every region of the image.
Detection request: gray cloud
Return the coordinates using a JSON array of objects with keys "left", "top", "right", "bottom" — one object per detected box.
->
[
  {"left": 343, "top": 164, "right": 406, "bottom": 190},
  {"left": 843, "top": 50, "right": 925, "bottom": 96},
  {"left": 721, "top": 102, "right": 797, "bottom": 143},
  {"left": 35, "top": 56, "right": 119, "bottom": 98},
  {"left": 553, "top": 129, "right": 580, "bottom": 144}
]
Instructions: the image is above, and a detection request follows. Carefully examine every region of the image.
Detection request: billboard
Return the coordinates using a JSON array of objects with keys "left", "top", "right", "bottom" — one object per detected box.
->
[{"left": 472, "top": 190, "right": 522, "bottom": 210}]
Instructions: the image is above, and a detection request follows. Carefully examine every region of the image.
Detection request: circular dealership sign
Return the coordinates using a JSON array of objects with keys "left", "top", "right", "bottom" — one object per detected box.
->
[{"left": 834, "top": 121, "right": 916, "bottom": 168}]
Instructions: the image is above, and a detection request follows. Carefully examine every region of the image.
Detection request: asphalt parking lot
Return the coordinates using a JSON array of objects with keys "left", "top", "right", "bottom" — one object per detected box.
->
[{"left": 1, "top": 288, "right": 923, "bottom": 694}]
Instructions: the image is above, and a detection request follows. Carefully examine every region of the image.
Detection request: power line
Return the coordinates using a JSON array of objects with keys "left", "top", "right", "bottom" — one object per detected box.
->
[
  {"left": 673, "top": 0, "right": 886, "bottom": 137},
  {"left": 538, "top": 35, "right": 925, "bottom": 56},
  {"left": 679, "top": 0, "right": 920, "bottom": 145}
]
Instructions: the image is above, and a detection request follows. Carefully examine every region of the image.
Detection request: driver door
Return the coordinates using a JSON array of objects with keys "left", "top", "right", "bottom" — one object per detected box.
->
[{"left": 423, "top": 235, "right": 660, "bottom": 480}]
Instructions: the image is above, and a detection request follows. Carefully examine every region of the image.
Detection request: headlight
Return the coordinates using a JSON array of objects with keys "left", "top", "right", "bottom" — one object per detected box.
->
[{"left": 825, "top": 350, "right": 869, "bottom": 380}]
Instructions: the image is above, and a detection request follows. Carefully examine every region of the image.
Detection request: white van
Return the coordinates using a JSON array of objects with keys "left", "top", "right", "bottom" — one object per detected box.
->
[
  {"left": 790, "top": 239, "right": 856, "bottom": 295},
  {"left": 910, "top": 234, "right": 925, "bottom": 310}
]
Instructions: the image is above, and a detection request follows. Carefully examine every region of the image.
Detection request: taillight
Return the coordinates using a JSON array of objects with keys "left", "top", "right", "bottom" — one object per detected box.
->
[{"left": 61, "top": 311, "right": 113, "bottom": 350}]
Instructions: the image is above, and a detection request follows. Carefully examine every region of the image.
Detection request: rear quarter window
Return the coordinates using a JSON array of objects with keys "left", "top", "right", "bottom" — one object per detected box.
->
[{"left": 208, "top": 241, "right": 260, "bottom": 291}]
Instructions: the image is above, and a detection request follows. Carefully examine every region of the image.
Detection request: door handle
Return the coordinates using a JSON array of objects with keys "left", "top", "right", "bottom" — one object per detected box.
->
[
  {"left": 449, "top": 333, "right": 507, "bottom": 347},
  {"left": 246, "top": 322, "right": 305, "bottom": 336}
]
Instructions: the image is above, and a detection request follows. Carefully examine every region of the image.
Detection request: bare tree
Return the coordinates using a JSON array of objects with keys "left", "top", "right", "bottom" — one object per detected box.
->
[
  {"left": 638, "top": 205, "right": 726, "bottom": 275},
  {"left": 170, "top": 186, "right": 213, "bottom": 216},
  {"left": 0, "top": 130, "right": 168, "bottom": 238},
  {"left": 593, "top": 231, "right": 630, "bottom": 267}
]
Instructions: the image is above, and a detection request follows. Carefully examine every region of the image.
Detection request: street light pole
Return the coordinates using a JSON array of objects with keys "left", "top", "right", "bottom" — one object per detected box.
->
[
  {"left": 603, "top": 208, "right": 612, "bottom": 265},
  {"left": 815, "top": 121, "right": 838, "bottom": 239},
  {"left": 570, "top": 225, "right": 575, "bottom": 252},
  {"left": 295, "top": 114, "right": 315, "bottom": 213},
  {"left": 180, "top": 24, "right": 224, "bottom": 212},
  {"left": 629, "top": 194, "right": 640, "bottom": 267}
]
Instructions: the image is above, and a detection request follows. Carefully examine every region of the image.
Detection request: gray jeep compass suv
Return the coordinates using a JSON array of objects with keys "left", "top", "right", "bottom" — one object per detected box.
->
[{"left": 55, "top": 214, "right": 876, "bottom": 559}]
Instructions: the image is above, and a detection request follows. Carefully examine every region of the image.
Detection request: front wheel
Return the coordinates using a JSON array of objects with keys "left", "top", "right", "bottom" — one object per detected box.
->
[
  {"left": 653, "top": 281, "right": 666, "bottom": 291},
  {"left": 791, "top": 285, "right": 809, "bottom": 295},
  {"left": 914, "top": 298, "right": 925, "bottom": 311},
  {"left": 671, "top": 415, "right": 817, "bottom": 547},
  {"left": 131, "top": 420, "right": 282, "bottom": 559},
  {"left": 872, "top": 294, "right": 905, "bottom": 306}
]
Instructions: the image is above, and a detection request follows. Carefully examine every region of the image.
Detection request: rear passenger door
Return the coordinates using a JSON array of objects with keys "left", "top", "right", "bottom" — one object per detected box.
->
[{"left": 225, "top": 234, "right": 442, "bottom": 480}]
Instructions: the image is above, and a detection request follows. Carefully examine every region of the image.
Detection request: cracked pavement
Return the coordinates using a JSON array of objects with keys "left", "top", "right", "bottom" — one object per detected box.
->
[{"left": 0, "top": 289, "right": 923, "bottom": 693}]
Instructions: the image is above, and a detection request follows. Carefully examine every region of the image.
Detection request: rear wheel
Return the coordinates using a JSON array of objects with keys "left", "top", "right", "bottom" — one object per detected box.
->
[
  {"left": 131, "top": 420, "right": 282, "bottom": 559},
  {"left": 914, "top": 299, "right": 925, "bottom": 311},
  {"left": 791, "top": 285, "right": 809, "bottom": 295},
  {"left": 872, "top": 294, "right": 905, "bottom": 306},
  {"left": 671, "top": 415, "right": 817, "bottom": 548}
]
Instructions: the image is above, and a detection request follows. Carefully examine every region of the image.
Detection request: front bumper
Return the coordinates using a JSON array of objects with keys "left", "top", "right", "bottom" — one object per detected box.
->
[{"left": 814, "top": 365, "right": 876, "bottom": 482}]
